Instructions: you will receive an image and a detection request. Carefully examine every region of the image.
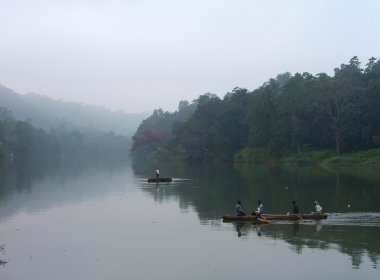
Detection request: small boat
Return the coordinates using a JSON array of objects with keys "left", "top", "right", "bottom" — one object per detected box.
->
[
  {"left": 222, "top": 213, "right": 328, "bottom": 222},
  {"left": 147, "top": 177, "right": 172, "bottom": 183}
]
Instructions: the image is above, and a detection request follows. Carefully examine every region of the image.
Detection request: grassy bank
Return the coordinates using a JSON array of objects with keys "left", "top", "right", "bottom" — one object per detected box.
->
[{"left": 281, "top": 148, "right": 380, "bottom": 166}]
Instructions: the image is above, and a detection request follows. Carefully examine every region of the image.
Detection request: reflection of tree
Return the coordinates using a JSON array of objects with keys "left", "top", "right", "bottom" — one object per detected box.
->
[
  {"left": 134, "top": 158, "right": 380, "bottom": 215},
  {"left": 214, "top": 218, "right": 379, "bottom": 269},
  {"left": 289, "top": 243, "right": 303, "bottom": 254},
  {"left": 261, "top": 224, "right": 380, "bottom": 268},
  {"left": 0, "top": 157, "right": 132, "bottom": 223},
  {"left": 225, "top": 221, "right": 380, "bottom": 268},
  {"left": 343, "top": 247, "right": 364, "bottom": 269},
  {"left": 133, "top": 158, "right": 380, "bottom": 268},
  {"left": 368, "top": 252, "right": 380, "bottom": 269}
]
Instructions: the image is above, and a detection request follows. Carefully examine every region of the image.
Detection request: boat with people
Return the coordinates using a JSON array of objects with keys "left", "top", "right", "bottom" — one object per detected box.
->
[{"left": 222, "top": 213, "right": 328, "bottom": 222}]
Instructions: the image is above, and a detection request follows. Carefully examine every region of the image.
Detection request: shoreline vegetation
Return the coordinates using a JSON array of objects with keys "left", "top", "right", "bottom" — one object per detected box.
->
[
  {"left": 282, "top": 148, "right": 380, "bottom": 167},
  {"left": 233, "top": 147, "right": 380, "bottom": 166},
  {"left": 132, "top": 56, "right": 380, "bottom": 166},
  {"left": 148, "top": 148, "right": 380, "bottom": 167}
]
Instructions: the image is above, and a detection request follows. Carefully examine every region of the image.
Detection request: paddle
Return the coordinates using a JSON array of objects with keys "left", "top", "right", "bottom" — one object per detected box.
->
[
  {"left": 257, "top": 217, "right": 272, "bottom": 224},
  {"left": 292, "top": 214, "right": 314, "bottom": 224},
  {"left": 287, "top": 209, "right": 304, "bottom": 222},
  {"left": 257, "top": 215, "right": 272, "bottom": 224},
  {"left": 294, "top": 214, "right": 304, "bottom": 221}
]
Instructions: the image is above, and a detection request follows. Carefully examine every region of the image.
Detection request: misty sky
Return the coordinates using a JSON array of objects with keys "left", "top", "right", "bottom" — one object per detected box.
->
[{"left": 1, "top": 0, "right": 379, "bottom": 113}]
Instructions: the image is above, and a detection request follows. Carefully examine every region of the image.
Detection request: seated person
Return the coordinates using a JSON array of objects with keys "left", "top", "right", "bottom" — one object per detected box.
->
[
  {"left": 314, "top": 201, "right": 322, "bottom": 214},
  {"left": 251, "top": 200, "right": 264, "bottom": 216},
  {"left": 235, "top": 201, "right": 246, "bottom": 216}
]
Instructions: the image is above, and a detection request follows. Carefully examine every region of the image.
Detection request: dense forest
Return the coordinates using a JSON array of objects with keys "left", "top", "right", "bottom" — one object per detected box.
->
[
  {"left": 132, "top": 57, "right": 380, "bottom": 163},
  {"left": 132, "top": 99, "right": 199, "bottom": 157}
]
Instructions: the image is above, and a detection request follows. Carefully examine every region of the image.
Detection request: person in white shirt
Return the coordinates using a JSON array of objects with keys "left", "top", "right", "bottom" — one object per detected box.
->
[
  {"left": 314, "top": 201, "right": 322, "bottom": 214},
  {"left": 251, "top": 200, "right": 264, "bottom": 216},
  {"left": 155, "top": 169, "right": 160, "bottom": 180}
]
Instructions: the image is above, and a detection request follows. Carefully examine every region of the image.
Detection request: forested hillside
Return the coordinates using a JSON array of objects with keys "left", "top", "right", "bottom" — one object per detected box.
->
[
  {"left": 0, "top": 85, "right": 148, "bottom": 136},
  {"left": 131, "top": 99, "right": 199, "bottom": 157},
  {"left": 132, "top": 57, "right": 380, "bottom": 162},
  {"left": 0, "top": 84, "right": 144, "bottom": 161},
  {"left": 0, "top": 107, "right": 130, "bottom": 161}
]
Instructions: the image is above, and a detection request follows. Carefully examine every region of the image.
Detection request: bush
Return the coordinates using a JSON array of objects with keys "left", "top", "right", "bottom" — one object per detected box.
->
[{"left": 234, "top": 148, "right": 268, "bottom": 163}]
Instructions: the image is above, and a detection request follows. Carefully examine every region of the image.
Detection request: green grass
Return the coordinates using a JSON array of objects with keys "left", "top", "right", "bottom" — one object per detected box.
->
[
  {"left": 281, "top": 148, "right": 380, "bottom": 166},
  {"left": 321, "top": 148, "right": 380, "bottom": 166},
  {"left": 281, "top": 150, "right": 335, "bottom": 165}
]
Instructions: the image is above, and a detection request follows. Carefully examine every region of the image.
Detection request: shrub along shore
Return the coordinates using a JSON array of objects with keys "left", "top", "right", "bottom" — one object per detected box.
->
[{"left": 281, "top": 148, "right": 380, "bottom": 166}]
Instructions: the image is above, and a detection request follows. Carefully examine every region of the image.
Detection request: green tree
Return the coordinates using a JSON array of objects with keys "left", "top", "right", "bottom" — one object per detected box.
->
[{"left": 316, "top": 57, "right": 365, "bottom": 155}]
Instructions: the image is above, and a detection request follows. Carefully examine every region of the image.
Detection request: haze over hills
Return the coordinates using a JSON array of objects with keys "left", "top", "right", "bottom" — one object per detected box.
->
[{"left": 0, "top": 84, "right": 149, "bottom": 137}]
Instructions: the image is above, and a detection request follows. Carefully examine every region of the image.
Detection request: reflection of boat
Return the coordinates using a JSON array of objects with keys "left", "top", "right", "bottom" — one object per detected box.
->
[
  {"left": 229, "top": 218, "right": 380, "bottom": 268},
  {"left": 223, "top": 213, "right": 328, "bottom": 222},
  {"left": 147, "top": 177, "right": 172, "bottom": 183}
]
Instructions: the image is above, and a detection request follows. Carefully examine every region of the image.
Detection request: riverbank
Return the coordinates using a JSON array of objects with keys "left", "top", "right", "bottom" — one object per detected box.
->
[{"left": 281, "top": 148, "right": 380, "bottom": 166}]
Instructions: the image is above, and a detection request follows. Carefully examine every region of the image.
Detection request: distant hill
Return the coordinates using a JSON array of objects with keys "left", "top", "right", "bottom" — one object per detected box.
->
[{"left": 0, "top": 84, "right": 149, "bottom": 136}]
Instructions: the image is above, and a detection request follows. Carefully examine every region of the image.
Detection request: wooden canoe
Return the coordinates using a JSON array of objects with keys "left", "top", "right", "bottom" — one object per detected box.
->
[
  {"left": 222, "top": 213, "right": 328, "bottom": 222},
  {"left": 147, "top": 177, "right": 172, "bottom": 183}
]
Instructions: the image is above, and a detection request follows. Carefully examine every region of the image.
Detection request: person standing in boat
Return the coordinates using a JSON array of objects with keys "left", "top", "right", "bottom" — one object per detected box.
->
[
  {"left": 155, "top": 168, "right": 160, "bottom": 181},
  {"left": 291, "top": 200, "right": 299, "bottom": 214},
  {"left": 314, "top": 201, "right": 322, "bottom": 214},
  {"left": 252, "top": 200, "right": 264, "bottom": 216},
  {"left": 235, "top": 201, "right": 246, "bottom": 216}
]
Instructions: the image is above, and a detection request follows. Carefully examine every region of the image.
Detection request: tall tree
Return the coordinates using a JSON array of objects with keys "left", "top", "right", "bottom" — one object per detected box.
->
[{"left": 316, "top": 57, "right": 364, "bottom": 155}]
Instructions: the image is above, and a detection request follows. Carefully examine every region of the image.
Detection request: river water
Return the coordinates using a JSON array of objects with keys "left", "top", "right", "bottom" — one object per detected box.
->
[{"left": 0, "top": 157, "right": 379, "bottom": 279}]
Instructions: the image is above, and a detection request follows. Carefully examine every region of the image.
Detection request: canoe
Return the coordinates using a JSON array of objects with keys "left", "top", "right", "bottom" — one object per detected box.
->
[
  {"left": 147, "top": 177, "right": 172, "bottom": 183},
  {"left": 222, "top": 213, "right": 328, "bottom": 222}
]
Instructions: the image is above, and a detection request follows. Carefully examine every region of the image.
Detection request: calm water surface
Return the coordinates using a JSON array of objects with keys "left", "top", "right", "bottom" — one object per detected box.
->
[{"left": 0, "top": 158, "right": 379, "bottom": 280}]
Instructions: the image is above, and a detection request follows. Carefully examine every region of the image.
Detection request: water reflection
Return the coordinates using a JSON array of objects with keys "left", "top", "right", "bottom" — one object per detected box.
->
[
  {"left": 0, "top": 157, "right": 133, "bottom": 223},
  {"left": 235, "top": 223, "right": 242, "bottom": 237},
  {"left": 226, "top": 219, "right": 380, "bottom": 268},
  {"left": 292, "top": 222, "right": 300, "bottom": 236},
  {"left": 132, "top": 158, "right": 380, "bottom": 215},
  {"left": 133, "top": 157, "right": 380, "bottom": 269},
  {"left": 1, "top": 156, "right": 380, "bottom": 273}
]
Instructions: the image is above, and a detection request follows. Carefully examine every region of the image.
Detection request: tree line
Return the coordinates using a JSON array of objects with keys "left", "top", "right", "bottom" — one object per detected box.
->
[
  {"left": 0, "top": 84, "right": 148, "bottom": 137},
  {"left": 132, "top": 56, "right": 380, "bottom": 162},
  {"left": 0, "top": 107, "right": 131, "bottom": 162}
]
